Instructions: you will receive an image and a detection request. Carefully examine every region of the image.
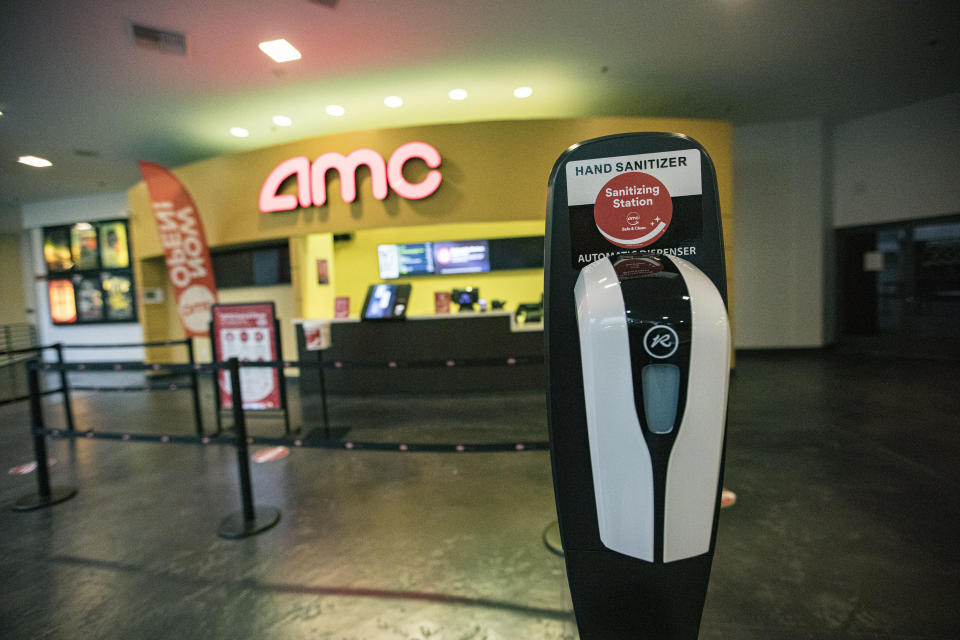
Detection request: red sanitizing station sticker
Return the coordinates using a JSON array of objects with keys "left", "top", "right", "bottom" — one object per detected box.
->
[{"left": 593, "top": 172, "right": 673, "bottom": 249}]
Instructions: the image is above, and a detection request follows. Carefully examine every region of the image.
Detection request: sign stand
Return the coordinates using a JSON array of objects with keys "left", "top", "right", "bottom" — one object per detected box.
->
[
  {"left": 217, "top": 357, "right": 281, "bottom": 539},
  {"left": 273, "top": 317, "right": 292, "bottom": 436},
  {"left": 11, "top": 363, "right": 77, "bottom": 511},
  {"left": 210, "top": 303, "right": 293, "bottom": 438}
]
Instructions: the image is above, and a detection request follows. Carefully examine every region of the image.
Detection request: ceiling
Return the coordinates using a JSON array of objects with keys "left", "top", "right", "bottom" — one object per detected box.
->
[{"left": 2, "top": 0, "right": 958, "bottom": 218}]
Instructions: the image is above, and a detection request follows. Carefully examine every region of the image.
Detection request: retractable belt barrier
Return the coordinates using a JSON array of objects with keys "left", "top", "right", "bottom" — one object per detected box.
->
[
  {"left": 0, "top": 343, "right": 65, "bottom": 408},
  {"left": 11, "top": 354, "right": 549, "bottom": 539},
  {"left": 25, "top": 339, "right": 204, "bottom": 436},
  {"left": 36, "top": 355, "right": 544, "bottom": 373}
]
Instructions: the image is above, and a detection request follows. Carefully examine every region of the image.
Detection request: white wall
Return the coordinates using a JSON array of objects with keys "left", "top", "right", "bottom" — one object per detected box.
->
[
  {"left": 21, "top": 192, "right": 145, "bottom": 361},
  {"left": 833, "top": 92, "right": 960, "bottom": 228},
  {"left": 733, "top": 119, "right": 826, "bottom": 348}
]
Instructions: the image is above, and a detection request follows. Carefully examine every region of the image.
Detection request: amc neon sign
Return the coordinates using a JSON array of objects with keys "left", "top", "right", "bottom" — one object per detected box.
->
[{"left": 259, "top": 141, "right": 442, "bottom": 213}]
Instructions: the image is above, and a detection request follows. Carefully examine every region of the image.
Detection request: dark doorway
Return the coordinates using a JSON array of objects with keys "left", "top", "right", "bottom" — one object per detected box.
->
[{"left": 837, "top": 215, "right": 960, "bottom": 359}]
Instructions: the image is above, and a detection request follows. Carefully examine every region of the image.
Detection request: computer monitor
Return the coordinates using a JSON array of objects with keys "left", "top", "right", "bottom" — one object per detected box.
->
[
  {"left": 451, "top": 287, "right": 478, "bottom": 312},
  {"left": 361, "top": 284, "right": 411, "bottom": 320}
]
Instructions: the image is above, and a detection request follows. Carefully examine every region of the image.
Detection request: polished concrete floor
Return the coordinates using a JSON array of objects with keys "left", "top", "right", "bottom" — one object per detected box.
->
[{"left": 1, "top": 351, "right": 958, "bottom": 639}]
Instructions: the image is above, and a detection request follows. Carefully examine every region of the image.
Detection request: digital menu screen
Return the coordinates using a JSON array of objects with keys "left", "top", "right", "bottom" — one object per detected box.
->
[
  {"left": 377, "top": 236, "right": 539, "bottom": 279},
  {"left": 433, "top": 240, "right": 490, "bottom": 275},
  {"left": 378, "top": 242, "right": 435, "bottom": 279}
]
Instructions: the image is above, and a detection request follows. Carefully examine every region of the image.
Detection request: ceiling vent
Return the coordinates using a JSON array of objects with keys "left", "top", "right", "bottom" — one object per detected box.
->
[
  {"left": 131, "top": 23, "right": 188, "bottom": 56},
  {"left": 309, "top": 0, "right": 340, "bottom": 8}
]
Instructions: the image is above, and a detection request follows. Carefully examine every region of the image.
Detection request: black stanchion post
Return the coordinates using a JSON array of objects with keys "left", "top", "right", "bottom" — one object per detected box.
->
[
  {"left": 54, "top": 343, "right": 75, "bottom": 432},
  {"left": 318, "top": 351, "right": 331, "bottom": 440},
  {"left": 217, "top": 357, "right": 280, "bottom": 539},
  {"left": 186, "top": 339, "right": 204, "bottom": 436},
  {"left": 274, "top": 319, "right": 292, "bottom": 437},
  {"left": 3, "top": 326, "right": 13, "bottom": 398},
  {"left": 12, "top": 362, "right": 77, "bottom": 511},
  {"left": 210, "top": 321, "right": 223, "bottom": 436}
]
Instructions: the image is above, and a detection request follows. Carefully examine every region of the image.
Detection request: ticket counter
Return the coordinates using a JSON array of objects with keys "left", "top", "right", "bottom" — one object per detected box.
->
[
  {"left": 295, "top": 312, "right": 543, "bottom": 394},
  {"left": 126, "top": 117, "right": 733, "bottom": 357}
]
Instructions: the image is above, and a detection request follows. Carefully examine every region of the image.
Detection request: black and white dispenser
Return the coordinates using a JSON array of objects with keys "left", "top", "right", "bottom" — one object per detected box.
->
[{"left": 545, "top": 133, "right": 730, "bottom": 639}]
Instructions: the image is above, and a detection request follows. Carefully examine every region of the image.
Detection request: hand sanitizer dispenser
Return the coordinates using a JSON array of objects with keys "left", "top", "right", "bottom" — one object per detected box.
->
[{"left": 545, "top": 133, "right": 730, "bottom": 639}]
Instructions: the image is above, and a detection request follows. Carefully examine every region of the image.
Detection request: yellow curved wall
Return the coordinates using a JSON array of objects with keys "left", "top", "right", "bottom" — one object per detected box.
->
[{"left": 127, "top": 117, "right": 733, "bottom": 344}]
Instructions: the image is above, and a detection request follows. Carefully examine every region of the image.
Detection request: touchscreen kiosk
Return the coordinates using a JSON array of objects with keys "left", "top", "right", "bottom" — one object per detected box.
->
[
  {"left": 361, "top": 284, "right": 411, "bottom": 320},
  {"left": 545, "top": 132, "right": 730, "bottom": 639}
]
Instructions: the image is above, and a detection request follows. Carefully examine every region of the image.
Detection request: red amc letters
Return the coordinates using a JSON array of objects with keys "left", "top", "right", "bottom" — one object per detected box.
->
[{"left": 259, "top": 141, "right": 442, "bottom": 213}]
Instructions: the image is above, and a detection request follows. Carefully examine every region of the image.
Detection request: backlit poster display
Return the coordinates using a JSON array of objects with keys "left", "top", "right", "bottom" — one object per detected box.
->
[
  {"left": 75, "top": 275, "right": 105, "bottom": 321},
  {"left": 47, "top": 280, "right": 77, "bottom": 324},
  {"left": 43, "top": 219, "right": 137, "bottom": 325},
  {"left": 43, "top": 228, "right": 73, "bottom": 271},
  {"left": 102, "top": 273, "right": 135, "bottom": 320},
  {"left": 71, "top": 223, "right": 99, "bottom": 270},
  {"left": 212, "top": 302, "right": 281, "bottom": 410},
  {"left": 99, "top": 221, "right": 130, "bottom": 268}
]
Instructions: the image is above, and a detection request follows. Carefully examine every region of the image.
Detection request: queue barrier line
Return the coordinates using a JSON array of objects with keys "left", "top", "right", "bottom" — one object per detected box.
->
[
  {"left": 32, "top": 427, "right": 550, "bottom": 453},
  {"left": 0, "top": 387, "right": 63, "bottom": 408},
  {"left": 34, "top": 355, "right": 545, "bottom": 374},
  {"left": 58, "top": 339, "right": 193, "bottom": 349},
  {"left": 70, "top": 383, "right": 196, "bottom": 393},
  {"left": 13, "top": 357, "right": 548, "bottom": 542},
  {"left": 28, "top": 339, "right": 204, "bottom": 437},
  {"left": 12, "top": 358, "right": 279, "bottom": 538},
  {"left": 29, "top": 352, "right": 543, "bottom": 444},
  {"left": 0, "top": 344, "right": 57, "bottom": 357}
]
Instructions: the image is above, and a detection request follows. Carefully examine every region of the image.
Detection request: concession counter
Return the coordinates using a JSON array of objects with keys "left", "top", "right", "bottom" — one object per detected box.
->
[{"left": 295, "top": 312, "right": 544, "bottom": 394}]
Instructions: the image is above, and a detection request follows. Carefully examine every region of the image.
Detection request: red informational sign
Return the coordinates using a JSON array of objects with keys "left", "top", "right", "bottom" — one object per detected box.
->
[
  {"left": 334, "top": 296, "right": 350, "bottom": 319},
  {"left": 594, "top": 172, "right": 673, "bottom": 249},
  {"left": 212, "top": 302, "right": 280, "bottom": 410},
  {"left": 303, "top": 320, "right": 330, "bottom": 351},
  {"left": 316, "top": 259, "right": 329, "bottom": 285},
  {"left": 434, "top": 291, "right": 451, "bottom": 314},
  {"left": 139, "top": 161, "right": 218, "bottom": 337}
]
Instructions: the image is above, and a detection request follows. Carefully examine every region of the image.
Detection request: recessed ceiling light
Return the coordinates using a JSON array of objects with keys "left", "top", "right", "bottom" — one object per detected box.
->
[
  {"left": 258, "top": 39, "right": 302, "bottom": 63},
  {"left": 513, "top": 86, "right": 533, "bottom": 99},
  {"left": 229, "top": 127, "right": 250, "bottom": 138},
  {"left": 448, "top": 89, "right": 468, "bottom": 101},
  {"left": 273, "top": 115, "right": 292, "bottom": 127},
  {"left": 325, "top": 105, "right": 345, "bottom": 117},
  {"left": 384, "top": 96, "right": 403, "bottom": 108},
  {"left": 18, "top": 155, "right": 52, "bottom": 167}
]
